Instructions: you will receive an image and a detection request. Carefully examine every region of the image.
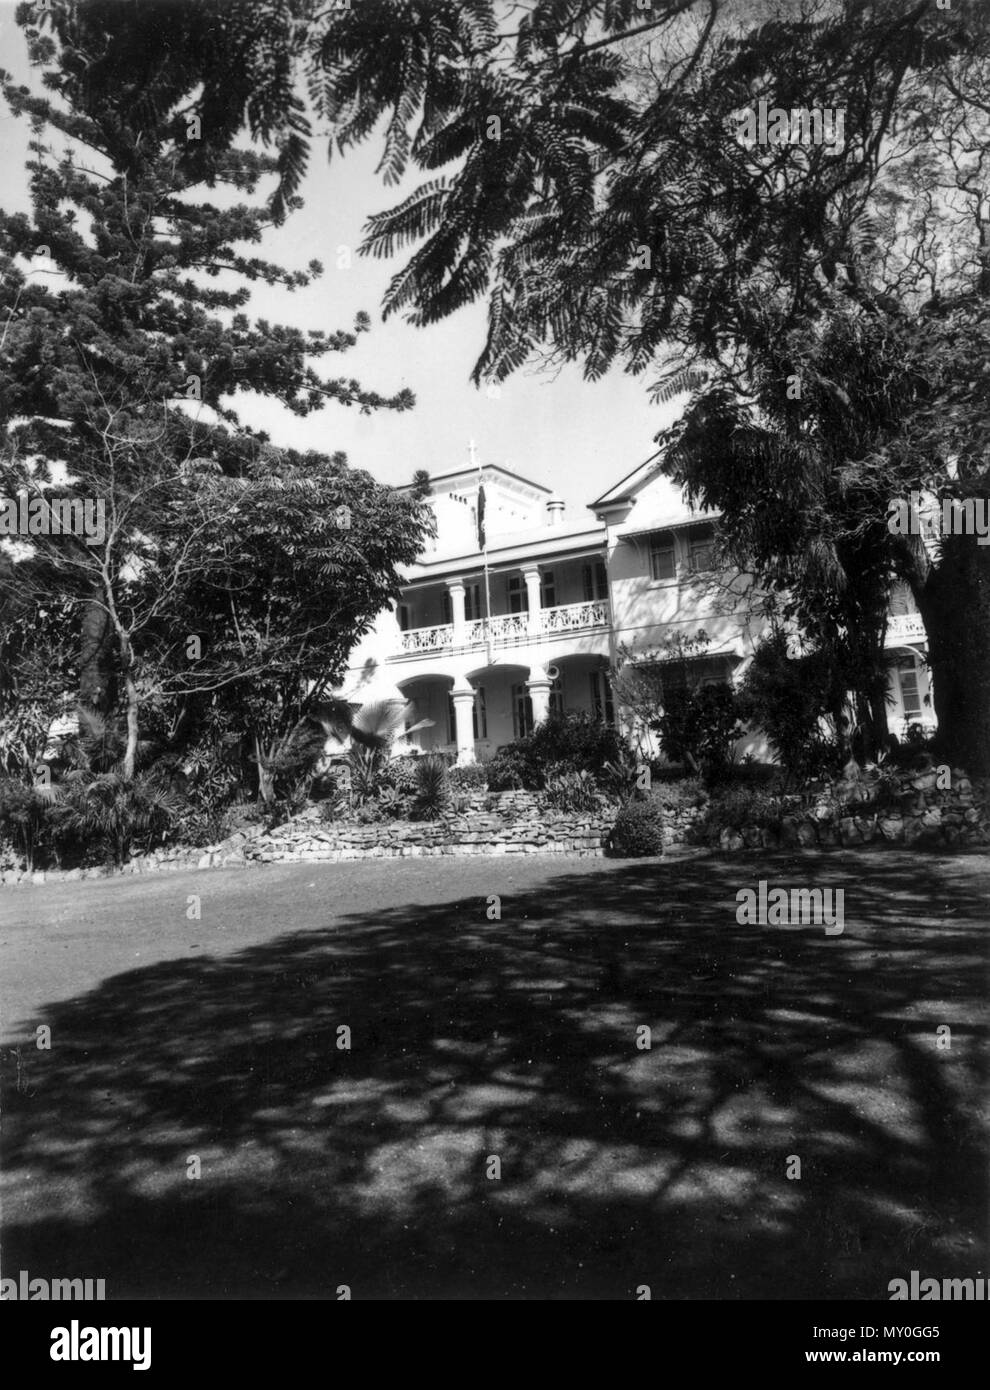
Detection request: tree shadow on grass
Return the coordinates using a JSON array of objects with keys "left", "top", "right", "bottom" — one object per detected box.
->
[{"left": 1, "top": 851, "right": 987, "bottom": 1299}]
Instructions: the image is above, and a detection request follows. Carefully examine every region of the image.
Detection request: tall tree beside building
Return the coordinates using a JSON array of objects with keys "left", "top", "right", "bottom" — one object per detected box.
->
[
  {"left": 0, "top": 2, "right": 420, "bottom": 783},
  {"left": 12, "top": 0, "right": 990, "bottom": 768}
]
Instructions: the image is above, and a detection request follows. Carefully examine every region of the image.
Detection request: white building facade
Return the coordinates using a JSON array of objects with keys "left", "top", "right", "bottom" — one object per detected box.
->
[{"left": 337, "top": 455, "right": 935, "bottom": 763}]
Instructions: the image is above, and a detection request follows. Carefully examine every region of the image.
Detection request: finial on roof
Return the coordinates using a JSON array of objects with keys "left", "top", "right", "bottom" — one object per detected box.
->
[{"left": 468, "top": 439, "right": 479, "bottom": 470}]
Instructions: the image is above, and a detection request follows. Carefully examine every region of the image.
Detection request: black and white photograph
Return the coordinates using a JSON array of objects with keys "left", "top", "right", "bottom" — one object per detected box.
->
[{"left": 0, "top": 0, "right": 987, "bottom": 1347}]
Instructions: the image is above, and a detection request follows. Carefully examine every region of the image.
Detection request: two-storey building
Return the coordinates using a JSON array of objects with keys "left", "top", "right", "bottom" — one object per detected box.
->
[{"left": 337, "top": 452, "right": 935, "bottom": 763}]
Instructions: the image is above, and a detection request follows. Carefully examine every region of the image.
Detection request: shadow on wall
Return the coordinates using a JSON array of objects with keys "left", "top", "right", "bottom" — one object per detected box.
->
[{"left": 1, "top": 853, "right": 987, "bottom": 1300}]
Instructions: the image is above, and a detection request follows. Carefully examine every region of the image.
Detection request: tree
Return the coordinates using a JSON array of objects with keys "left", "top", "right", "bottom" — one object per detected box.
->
[
  {"left": 658, "top": 305, "right": 904, "bottom": 756},
  {"left": 0, "top": 553, "right": 77, "bottom": 776},
  {"left": 2, "top": 404, "right": 427, "bottom": 797},
  {"left": 1, "top": 2, "right": 422, "bottom": 786},
  {"left": 737, "top": 628, "right": 849, "bottom": 777},
  {"left": 14, "top": 0, "right": 990, "bottom": 768},
  {"left": 314, "top": 0, "right": 990, "bottom": 769},
  {"left": 143, "top": 447, "right": 426, "bottom": 802}
]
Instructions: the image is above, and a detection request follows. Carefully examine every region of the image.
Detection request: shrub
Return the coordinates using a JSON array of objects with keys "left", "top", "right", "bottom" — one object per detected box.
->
[
  {"left": 485, "top": 748, "right": 528, "bottom": 791},
  {"left": 607, "top": 797, "right": 665, "bottom": 857},
  {"left": 347, "top": 745, "right": 389, "bottom": 805},
  {"left": 487, "top": 716, "right": 631, "bottom": 792},
  {"left": 57, "top": 773, "right": 181, "bottom": 867},
  {"left": 380, "top": 755, "right": 419, "bottom": 792},
  {"left": 412, "top": 753, "right": 451, "bottom": 819},
  {"left": 0, "top": 778, "right": 58, "bottom": 871},
  {"left": 885, "top": 723, "right": 939, "bottom": 768},
  {"left": 541, "top": 766, "right": 604, "bottom": 813},
  {"left": 448, "top": 763, "right": 488, "bottom": 792},
  {"left": 737, "top": 632, "right": 845, "bottom": 777},
  {"left": 600, "top": 747, "right": 650, "bottom": 799},
  {"left": 655, "top": 683, "right": 744, "bottom": 785},
  {"left": 525, "top": 711, "right": 627, "bottom": 778},
  {"left": 650, "top": 776, "right": 708, "bottom": 810},
  {"left": 170, "top": 802, "right": 235, "bottom": 849},
  {"left": 376, "top": 785, "right": 411, "bottom": 820},
  {"left": 695, "top": 786, "right": 790, "bottom": 839},
  {"left": 312, "top": 772, "right": 352, "bottom": 822}
]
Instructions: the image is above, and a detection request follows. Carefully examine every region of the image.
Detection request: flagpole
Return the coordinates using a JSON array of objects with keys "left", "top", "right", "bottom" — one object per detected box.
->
[{"left": 470, "top": 439, "right": 494, "bottom": 664}]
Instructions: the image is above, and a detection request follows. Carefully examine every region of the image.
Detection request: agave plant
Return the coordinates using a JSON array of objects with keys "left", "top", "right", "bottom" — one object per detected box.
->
[
  {"left": 412, "top": 753, "right": 451, "bottom": 820},
  {"left": 345, "top": 744, "right": 389, "bottom": 806}
]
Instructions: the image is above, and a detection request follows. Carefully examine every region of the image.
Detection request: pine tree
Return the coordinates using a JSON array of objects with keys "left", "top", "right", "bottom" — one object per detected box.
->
[{"left": 0, "top": 4, "right": 415, "bottom": 746}]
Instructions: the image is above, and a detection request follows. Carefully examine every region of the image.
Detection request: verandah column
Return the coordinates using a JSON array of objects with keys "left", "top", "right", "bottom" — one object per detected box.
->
[
  {"left": 446, "top": 578, "right": 467, "bottom": 642},
  {"left": 522, "top": 564, "right": 542, "bottom": 637},
  {"left": 451, "top": 681, "right": 477, "bottom": 765},
  {"left": 526, "top": 666, "right": 552, "bottom": 727}
]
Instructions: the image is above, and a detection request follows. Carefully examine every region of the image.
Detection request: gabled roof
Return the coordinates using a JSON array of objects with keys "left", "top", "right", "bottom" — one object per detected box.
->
[
  {"left": 589, "top": 451, "right": 664, "bottom": 511},
  {"left": 397, "top": 463, "right": 553, "bottom": 496}
]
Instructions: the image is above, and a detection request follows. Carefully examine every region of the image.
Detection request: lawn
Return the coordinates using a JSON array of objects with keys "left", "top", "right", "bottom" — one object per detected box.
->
[{"left": 1, "top": 849, "right": 987, "bottom": 1300}]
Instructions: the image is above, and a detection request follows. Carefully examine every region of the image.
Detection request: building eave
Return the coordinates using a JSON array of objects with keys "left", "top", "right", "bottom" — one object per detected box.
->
[{"left": 400, "top": 524, "right": 608, "bottom": 585}]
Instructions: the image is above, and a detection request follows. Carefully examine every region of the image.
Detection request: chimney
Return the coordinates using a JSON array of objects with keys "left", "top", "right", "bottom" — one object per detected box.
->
[{"left": 546, "top": 494, "right": 565, "bottom": 527}]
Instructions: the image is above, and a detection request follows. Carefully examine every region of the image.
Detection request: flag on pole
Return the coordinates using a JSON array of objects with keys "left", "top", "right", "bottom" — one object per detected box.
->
[
  {"left": 477, "top": 481, "right": 486, "bottom": 551},
  {"left": 469, "top": 438, "right": 486, "bottom": 551}
]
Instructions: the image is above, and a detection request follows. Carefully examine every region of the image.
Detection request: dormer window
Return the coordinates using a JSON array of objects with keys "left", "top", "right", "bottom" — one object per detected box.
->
[{"left": 649, "top": 531, "right": 676, "bottom": 581}]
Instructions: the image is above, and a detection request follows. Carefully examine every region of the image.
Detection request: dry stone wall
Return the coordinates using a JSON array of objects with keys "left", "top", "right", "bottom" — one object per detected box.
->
[
  {"left": 4, "top": 767, "right": 987, "bottom": 886},
  {"left": 206, "top": 790, "right": 611, "bottom": 868},
  {"left": 691, "top": 767, "right": 990, "bottom": 853}
]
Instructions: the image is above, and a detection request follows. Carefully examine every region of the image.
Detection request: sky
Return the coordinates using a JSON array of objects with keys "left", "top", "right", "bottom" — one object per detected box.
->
[{"left": 0, "top": 2, "right": 679, "bottom": 516}]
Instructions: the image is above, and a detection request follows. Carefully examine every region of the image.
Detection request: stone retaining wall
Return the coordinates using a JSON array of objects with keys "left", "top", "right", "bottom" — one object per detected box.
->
[
  {"left": 2, "top": 791, "right": 613, "bottom": 883},
  {"left": 202, "top": 790, "right": 612, "bottom": 868},
  {"left": 4, "top": 766, "right": 987, "bottom": 886},
  {"left": 695, "top": 766, "right": 990, "bottom": 853}
]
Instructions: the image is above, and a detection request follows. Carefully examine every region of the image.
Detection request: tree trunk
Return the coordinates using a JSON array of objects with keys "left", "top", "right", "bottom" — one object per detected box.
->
[
  {"left": 121, "top": 671, "right": 140, "bottom": 781},
  {"left": 254, "top": 733, "right": 276, "bottom": 803},
  {"left": 78, "top": 597, "right": 116, "bottom": 712},
  {"left": 915, "top": 534, "right": 990, "bottom": 776}
]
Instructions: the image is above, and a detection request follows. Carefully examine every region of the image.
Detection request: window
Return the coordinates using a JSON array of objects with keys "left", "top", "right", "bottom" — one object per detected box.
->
[
  {"left": 649, "top": 531, "right": 676, "bottom": 581},
  {"left": 641, "top": 654, "right": 733, "bottom": 697},
  {"left": 446, "top": 693, "right": 456, "bottom": 744},
  {"left": 583, "top": 559, "right": 608, "bottom": 601},
  {"left": 464, "top": 583, "right": 482, "bottom": 621},
  {"left": 661, "top": 659, "right": 690, "bottom": 694},
  {"left": 473, "top": 686, "right": 487, "bottom": 740},
  {"left": 508, "top": 575, "right": 527, "bottom": 613},
  {"left": 548, "top": 670, "right": 564, "bottom": 716},
  {"left": 397, "top": 603, "right": 411, "bottom": 632},
  {"left": 512, "top": 683, "right": 534, "bottom": 738},
  {"left": 896, "top": 657, "right": 923, "bottom": 719},
  {"left": 590, "top": 670, "right": 615, "bottom": 724},
  {"left": 541, "top": 570, "right": 556, "bottom": 608},
  {"left": 688, "top": 526, "right": 715, "bottom": 573}
]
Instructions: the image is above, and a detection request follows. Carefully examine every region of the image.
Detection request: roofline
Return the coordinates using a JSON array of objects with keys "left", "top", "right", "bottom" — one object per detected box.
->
[
  {"left": 397, "top": 463, "right": 554, "bottom": 496},
  {"left": 588, "top": 449, "right": 664, "bottom": 510},
  {"left": 400, "top": 527, "right": 608, "bottom": 582}
]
